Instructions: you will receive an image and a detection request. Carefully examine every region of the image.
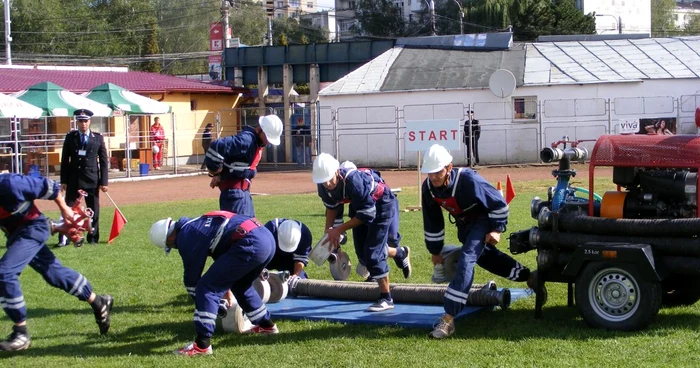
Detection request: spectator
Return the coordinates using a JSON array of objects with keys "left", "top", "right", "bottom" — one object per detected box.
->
[{"left": 151, "top": 117, "right": 165, "bottom": 170}]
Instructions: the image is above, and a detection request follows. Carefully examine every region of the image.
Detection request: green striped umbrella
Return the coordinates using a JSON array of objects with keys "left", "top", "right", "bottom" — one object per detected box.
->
[
  {"left": 84, "top": 83, "right": 172, "bottom": 114},
  {"left": 13, "top": 81, "right": 113, "bottom": 117}
]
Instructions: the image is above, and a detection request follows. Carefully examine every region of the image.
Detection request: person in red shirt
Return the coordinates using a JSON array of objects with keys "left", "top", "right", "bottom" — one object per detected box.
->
[{"left": 150, "top": 117, "right": 165, "bottom": 170}]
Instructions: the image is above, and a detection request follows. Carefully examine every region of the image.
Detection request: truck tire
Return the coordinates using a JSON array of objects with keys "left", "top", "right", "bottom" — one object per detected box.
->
[
  {"left": 662, "top": 275, "right": 700, "bottom": 307},
  {"left": 575, "top": 262, "right": 661, "bottom": 331}
]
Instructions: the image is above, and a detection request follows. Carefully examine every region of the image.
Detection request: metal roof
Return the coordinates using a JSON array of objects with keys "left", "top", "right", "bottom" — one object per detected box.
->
[
  {"left": 320, "top": 36, "right": 700, "bottom": 96},
  {"left": 0, "top": 66, "right": 242, "bottom": 94}
]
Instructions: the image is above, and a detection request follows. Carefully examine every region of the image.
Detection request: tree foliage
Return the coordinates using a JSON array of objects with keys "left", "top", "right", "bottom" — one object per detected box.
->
[
  {"left": 228, "top": 2, "right": 268, "bottom": 46},
  {"left": 353, "top": 0, "right": 406, "bottom": 37},
  {"left": 272, "top": 17, "right": 329, "bottom": 45},
  {"left": 651, "top": 0, "right": 678, "bottom": 37},
  {"left": 684, "top": 14, "right": 700, "bottom": 35}
]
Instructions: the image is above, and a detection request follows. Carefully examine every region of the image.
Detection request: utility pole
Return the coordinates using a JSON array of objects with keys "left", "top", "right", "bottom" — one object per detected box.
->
[
  {"left": 429, "top": 0, "right": 436, "bottom": 36},
  {"left": 4, "top": 0, "right": 12, "bottom": 65},
  {"left": 618, "top": 16, "right": 623, "bottom": 34},
  {"left": 268, "top": 17, "right": 273, "bottom": 46},
  {"left": 221, "top": 0, "right": 231, "bottom": 48}
]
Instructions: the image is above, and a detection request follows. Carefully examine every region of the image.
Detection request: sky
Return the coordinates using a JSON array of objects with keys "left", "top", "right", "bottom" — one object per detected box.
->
[{"left": 316, "top": 0, "right": 335, "bottom": 11}]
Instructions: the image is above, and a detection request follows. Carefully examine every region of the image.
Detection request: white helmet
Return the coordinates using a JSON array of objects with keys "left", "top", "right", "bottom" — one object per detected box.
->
[
  {"left": 339, "top": 160, "right": 357, "bottom": 170},
  {"left": 312, "top": 153, "right": 339, "bottom": 184},
  {"left": 149, "top": 217, "right": 175, "bottom": 251},
  {"left": 278, "top": 220, "right": 302, "bottom": 253},
  {"left": 421, "top": 144, "right": 453, "bottom": 173},
  {"left": 259, "top": 115, "right": 283, "bottom": 146}
]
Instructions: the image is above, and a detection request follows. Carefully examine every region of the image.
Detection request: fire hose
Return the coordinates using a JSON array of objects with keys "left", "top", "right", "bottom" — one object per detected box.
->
[{"left": 287, "top": 278, "right": 511, "bottom": 309}]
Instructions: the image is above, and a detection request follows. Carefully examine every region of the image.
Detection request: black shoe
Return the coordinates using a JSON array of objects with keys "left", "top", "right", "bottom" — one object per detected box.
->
[
  {"left": 92, "top": 294, "right": 114, "bottom": 335},
  {"left": 0, "top": 327, "right": 31, "bottom": 351},
  {"left": 393, "top": 246, "right": 412, "bottom": 279}
]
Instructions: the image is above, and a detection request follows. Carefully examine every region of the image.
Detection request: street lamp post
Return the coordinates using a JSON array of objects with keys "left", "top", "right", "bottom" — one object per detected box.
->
[{"left": 452, "top": 0, "right": 463, "bottom": 35}]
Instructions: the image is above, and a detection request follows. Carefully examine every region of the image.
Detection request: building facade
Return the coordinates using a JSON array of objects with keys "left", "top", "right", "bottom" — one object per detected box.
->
[{"left": 576, "top": 0, "right": 652, "bottom": 35}]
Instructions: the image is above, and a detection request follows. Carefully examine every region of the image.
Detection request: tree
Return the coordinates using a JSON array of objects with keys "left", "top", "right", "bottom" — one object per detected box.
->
[
  {"left": 228, "top": 2, "right": 268, "bottom": 46},
  {"left": 353, "top": 0, "right": 406, "bottom": 37},
  {"left": 550, "top": 0, "right": 595, "bottom": 36},
  {"left": 140, "top": 19, "right": 161, "bottom": 73},
  {"left": 509, "top": 0, "right": 595, "bottom": 41},
  {"left": 651, "top": 0, "right": 678, "bottom": 37},
  {"left": 272, "top": 17, "right": 329, "bottom": 45},
  {"left": 684, "top": 14, "right": 700, "bottom": 35}
]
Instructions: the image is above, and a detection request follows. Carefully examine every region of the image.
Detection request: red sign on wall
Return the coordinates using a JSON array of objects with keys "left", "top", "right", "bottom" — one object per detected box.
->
[{"left": 210, "top": 22, "right": 223, "bottom": 51}]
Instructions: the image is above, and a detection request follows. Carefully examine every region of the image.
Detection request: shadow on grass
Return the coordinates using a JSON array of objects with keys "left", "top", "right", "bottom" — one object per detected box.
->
[
  {"left": 27, "top": 294, "right": 193, "bottom": 320},
  {"left": 4, "top": 303, "right": 700, "bottom": 358}
]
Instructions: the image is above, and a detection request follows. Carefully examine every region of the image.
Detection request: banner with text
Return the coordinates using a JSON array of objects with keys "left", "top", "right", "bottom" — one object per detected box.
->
[{"left": 405, "top": 119, "right": 461, "bottom": 152}]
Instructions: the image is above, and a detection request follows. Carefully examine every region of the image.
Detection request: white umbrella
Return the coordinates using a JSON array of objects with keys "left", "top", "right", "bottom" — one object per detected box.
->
[{"left": 0, "top": 92, "right": 44, "bottom": 118}]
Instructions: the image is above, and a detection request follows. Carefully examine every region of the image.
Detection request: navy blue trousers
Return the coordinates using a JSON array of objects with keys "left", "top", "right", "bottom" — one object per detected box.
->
[
  {"left": 443, "top": 218, "right": 530, "bottom": 316},
  {"left": 1, "top": 221, "right": 93, "bottom": 323},
  {"left": 193, "top": 227, "right": 275, "bottom": 338}
]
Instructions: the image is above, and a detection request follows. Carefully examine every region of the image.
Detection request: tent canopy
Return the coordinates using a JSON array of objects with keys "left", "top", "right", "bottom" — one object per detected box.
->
[
  {"left": 13, "top": 81, "right": 112, "bottom": 117},
  {"left": 84, "top": 83, "right": 172, "bottom": 114},
  {"left": 0, "top": 92, "right": 44, "bottom": 118}
]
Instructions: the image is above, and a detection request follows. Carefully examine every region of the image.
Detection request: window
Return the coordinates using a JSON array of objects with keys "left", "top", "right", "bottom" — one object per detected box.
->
[
  {"left": 277, "top": 13, "right": 284, "bottom": 18},
  {"left": 289, "top": 0, "right": 300, "bottom": 7},
  {"left": 190, "top": 100, "right": 198, "bottom": 111},
  {"left": 512, "top": 96, "right": 537, "bottom": 120},
  {"left": 349, "top": 1, "right": 356, "bottom": 10},
  {"left": 307, "top": 2, "right": 312, "bottom": 8},
  {"left": 277, "top": 1, "right": 283, "bottom": 7}
]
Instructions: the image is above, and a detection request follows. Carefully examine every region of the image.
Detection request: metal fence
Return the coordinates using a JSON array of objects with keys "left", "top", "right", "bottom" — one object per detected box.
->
[
  {"left": 318, "top": 95, "right": 700, "bottom": 168},
  {"left": 2, "top": 94, "right": 698, "bottom": 179}
]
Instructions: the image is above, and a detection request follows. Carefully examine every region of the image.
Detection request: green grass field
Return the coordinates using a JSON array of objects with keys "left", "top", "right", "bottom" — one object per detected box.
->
[{"left": 2, "top": 176, "right": 700, "bottom": 367}]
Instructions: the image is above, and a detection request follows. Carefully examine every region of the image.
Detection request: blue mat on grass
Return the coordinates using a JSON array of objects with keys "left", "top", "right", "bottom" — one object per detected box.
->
[{"left": 267, "top": 288, "right": 532, "bottom": 328}]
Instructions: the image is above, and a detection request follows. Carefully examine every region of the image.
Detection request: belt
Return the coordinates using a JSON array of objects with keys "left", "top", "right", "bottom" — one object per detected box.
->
[
  {"left": 231, "top": 218, "right": 263, "bottom": 241},
  {"left": 371, "top": 182, "right": 386, "bottom": 201},
  {"left": 219, "top": 178, "right": 251, "bottom": 191}
]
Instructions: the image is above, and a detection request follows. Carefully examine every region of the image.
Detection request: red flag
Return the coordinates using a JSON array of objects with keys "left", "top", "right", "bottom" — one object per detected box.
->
[
  {"left": 108, "top": 208, "right": 127, "bottom": 244},
  {"left": 505, "top": 175, "right": 516, "bottom": 204}
]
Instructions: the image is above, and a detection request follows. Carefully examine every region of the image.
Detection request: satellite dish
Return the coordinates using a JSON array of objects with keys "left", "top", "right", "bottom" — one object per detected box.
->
[{"left": 489, "top": 69, "right": 516, "bottom": 98}]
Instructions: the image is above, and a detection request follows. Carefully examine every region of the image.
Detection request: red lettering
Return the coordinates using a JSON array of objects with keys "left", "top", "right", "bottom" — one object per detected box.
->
[
  {"left": 408, "top": 131, "right": 415, "bottom": 141},
  {"left": 429, "top": 131, "right": 437, "bottom": 140},
  {"left": 419, "top": 131, "right": 426, "bottom": 140},
  {"left": 451, "top": 129, "right": 458, "bottom": 139},
  {"left": 440, "top": 130, "right": 447, "bottom": 140}
]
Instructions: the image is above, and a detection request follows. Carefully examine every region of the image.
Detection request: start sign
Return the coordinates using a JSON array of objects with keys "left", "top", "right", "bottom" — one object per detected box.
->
[{"left": 405, "top": 119, "right": 461, "bottom": 152}]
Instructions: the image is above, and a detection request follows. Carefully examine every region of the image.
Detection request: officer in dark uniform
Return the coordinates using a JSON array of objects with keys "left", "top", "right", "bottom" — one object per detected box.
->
[{"left": 58, "top": 109, "right": 109, "bottom": 245}]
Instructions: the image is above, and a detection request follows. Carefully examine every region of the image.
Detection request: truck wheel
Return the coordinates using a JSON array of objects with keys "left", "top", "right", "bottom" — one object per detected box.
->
[
  {"left": 662, "top": 275, "right": 700, "bottom": 307},
  {"left": 575, "top": 262, "right": 661, "bottom": 331}
]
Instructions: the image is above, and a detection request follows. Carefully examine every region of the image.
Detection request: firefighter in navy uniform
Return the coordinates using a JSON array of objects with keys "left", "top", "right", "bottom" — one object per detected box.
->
[
  {"left": 149, "top": 210, "right": 279, "bottom": 357},
  {"left": 264, "top": 218, "right": 312, "bottom": 278},
  {"left": 58, "top": 109, "right": 109, "bottom": 245},
  {"left": 0, "top": 173, "right": 113, "bottom": 351},
  {"left": 312, "top": 153, "right": 410, "bottom": 312},
  {"left": 204, "top": 115, "right": 283, "bottom": 217},
  {"left": 420, "top": 144, "right": 540, "bottom": 339}
]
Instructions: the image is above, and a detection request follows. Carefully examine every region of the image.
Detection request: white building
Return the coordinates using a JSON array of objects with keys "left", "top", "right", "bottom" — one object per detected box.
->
[
  {"left": 301, "top": 10, "right": 338, "bottom": 41},
  {"left": 317, "top": 34, "right": 700, "bottom": 167},
  {"left": 576, "top": 0, "right": 651, "bottom": 35},
  {"left": 675, "top": 1, "right": 700, "bottom": 28},
  {"left": 262, "top": 0, "right": 317, "bottom": 19}
]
